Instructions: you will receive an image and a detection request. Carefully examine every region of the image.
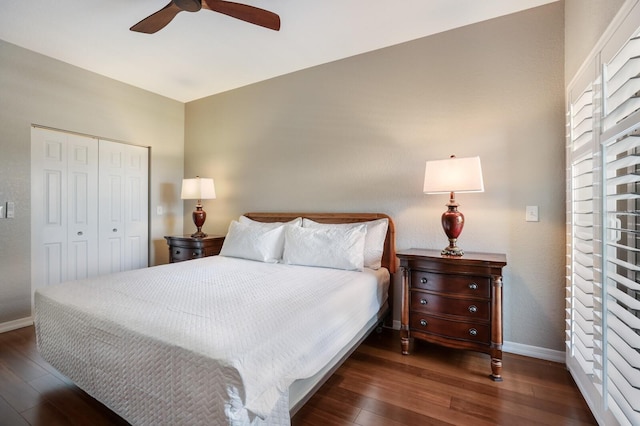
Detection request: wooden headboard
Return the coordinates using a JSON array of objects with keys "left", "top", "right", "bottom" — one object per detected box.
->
[{"left": 243, "top": 212, "right": 397, "bottom": 273}]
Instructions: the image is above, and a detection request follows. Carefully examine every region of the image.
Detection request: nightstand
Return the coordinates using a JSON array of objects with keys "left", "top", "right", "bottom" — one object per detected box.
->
[
  {"left": 397, "top": 248, "right": 507, "bottom": 381},
  {"left": 164, "top": 235, "right": 225, "bottom": 263}
]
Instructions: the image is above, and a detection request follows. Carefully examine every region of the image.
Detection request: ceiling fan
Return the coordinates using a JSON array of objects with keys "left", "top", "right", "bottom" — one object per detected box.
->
[{"left": 130, "top": 0, "right": 280, "bottom": 34}]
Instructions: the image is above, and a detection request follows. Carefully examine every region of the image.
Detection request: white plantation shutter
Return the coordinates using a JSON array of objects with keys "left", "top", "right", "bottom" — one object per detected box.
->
[
  {"left": 566, "top": 3, "right": 640, "bottom": 425},
  {"left": 567, "top": 84, "right": 598, "bottom": 376},
  {"left": 602, "top": 129, "right": 640, "bottom": 425},
  {"left": 603, "top": 36, "right": 640, "bottom": 132}
]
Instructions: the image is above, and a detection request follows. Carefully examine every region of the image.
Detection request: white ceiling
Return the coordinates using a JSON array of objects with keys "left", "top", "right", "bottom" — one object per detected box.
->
[{"left": 0, "top": 0, "right": 557, "bottom": 103}]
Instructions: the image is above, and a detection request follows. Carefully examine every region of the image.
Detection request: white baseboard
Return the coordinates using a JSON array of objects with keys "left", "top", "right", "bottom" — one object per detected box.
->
[
  {"left": 502, "top": 341, "right": 565, "bottom": 363},
  {"left": 387, "top": 320, "right": 564, "bottom": 363},
  {"left": 0, "top": 317, "right": 33, "bottom": 333}
]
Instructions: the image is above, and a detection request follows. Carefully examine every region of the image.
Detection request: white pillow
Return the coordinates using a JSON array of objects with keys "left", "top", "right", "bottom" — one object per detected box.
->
[
  {"left": 302, "top": 218, "right": 388, "bottom": 269},
  {"left": 239, "top": 215, "right": 302, "bottom": 228},
  {"left": 283, "top": 224, "right": 366, "bottom": 271},
  {"left": 220, "top": 220, "right": 286, "bottom": 263}
]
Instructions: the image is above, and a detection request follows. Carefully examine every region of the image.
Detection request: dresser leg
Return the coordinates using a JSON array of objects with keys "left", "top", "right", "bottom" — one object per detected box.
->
[
  {"left": 400, "top": 264, "right": 411, "bottom": 355},
  {"left": 401, "top": 336, "right": 410, "bottom": 355},
  {"left": 490, "top": 357, "right": 503, "bottom": 381}
]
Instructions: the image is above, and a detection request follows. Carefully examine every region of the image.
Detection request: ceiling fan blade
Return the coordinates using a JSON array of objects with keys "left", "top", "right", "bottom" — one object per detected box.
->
[
  {"left": 202, "top": 0, "right": 280, "bottom": 31},
  {"left": 130, "top": 2, "right": 183, "bottom": 34}
]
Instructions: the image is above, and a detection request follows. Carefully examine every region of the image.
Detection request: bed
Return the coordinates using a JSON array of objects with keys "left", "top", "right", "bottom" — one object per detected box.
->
[{"left": 34, "top": 212, "right": 396, "bottom": 425}]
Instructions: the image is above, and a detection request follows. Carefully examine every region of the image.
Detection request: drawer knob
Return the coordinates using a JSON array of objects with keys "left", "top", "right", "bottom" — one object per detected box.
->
[
  {"left": 469, "top": 328, "right": 478, "bottom": 336},
  {"left": 420, "top": 298, "right": 428, "bottom": 305},
  {"left": 77, "top": 231, "right": 83, "bottom": 236},
  {"left": 192, "top": 251, "right": 199, "bottom": 257},
  {"left": 420, "top": 277, "right": 428, "bottom": 284},
  {"left": 469, "top": 305, "right": 478, "bottom": 313},
  {"left": 420, "top": 319, "right": 428, "bottom": 327},
  {"left": 468, "top": 282, "right": 478, "bottom": 290},
  {"left": 175, "top": 250, "right": 181, "bottom": 254}
]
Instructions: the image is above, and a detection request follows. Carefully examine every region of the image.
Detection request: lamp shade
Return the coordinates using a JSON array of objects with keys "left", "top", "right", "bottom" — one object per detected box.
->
[
  {"left": 423, "top": 156, "right": 484, "bottom": 194},
  {"left": 181, "top": 177, "right": 216, "bottom": 200}
]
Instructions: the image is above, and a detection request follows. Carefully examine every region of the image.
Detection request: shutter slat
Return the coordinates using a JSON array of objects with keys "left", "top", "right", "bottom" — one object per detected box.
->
[
  {"left": 608, "top": 362, "right": 640, "bottom": 412},
  {"left": 605, "top": 36, "right": 640, "bottom": 88},
  {"left": 608, "top": 173, "right": 640, "bottom": 187},
  {"left": 609, "top": 301, "right": 640, "bottom": 333},
  {"left": 607, "top": 77, "right": 640, "bottom": 115}
]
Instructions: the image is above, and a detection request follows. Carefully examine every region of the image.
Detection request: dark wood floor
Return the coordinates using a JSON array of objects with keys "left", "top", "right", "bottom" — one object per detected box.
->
[{"left": 0, "top": 326, "right": 596, "bottom": 425}]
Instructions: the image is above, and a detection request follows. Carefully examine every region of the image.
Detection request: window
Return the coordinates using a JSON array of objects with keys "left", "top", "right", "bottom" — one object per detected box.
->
[{"left": 566, "top": 4, "right": 640, "bottom": 425}]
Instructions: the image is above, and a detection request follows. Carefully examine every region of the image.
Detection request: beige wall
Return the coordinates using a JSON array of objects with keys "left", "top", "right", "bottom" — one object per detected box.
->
[
  {"left": 185, "top": 3, "right": 566, "bottom": 350},
  {"left": 0, "top": 40, "right": 185, "bottom": 324}
]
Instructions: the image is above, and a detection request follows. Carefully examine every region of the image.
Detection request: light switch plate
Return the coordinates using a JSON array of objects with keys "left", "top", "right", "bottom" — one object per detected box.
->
[
  {"left": 6, "top": 201, "right": 15, "bottom": 219},
  {"left": 525, "top": 205, "right": 539, "bottom": 222}
]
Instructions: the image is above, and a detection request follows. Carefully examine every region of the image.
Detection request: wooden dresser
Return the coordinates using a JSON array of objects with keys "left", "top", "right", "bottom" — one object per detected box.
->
[
  {"left": 397, "top": 248, "right": 507, "bottom": 381},
  {"left": 164, "top": 235, "right": 225, "bottom": 263}
]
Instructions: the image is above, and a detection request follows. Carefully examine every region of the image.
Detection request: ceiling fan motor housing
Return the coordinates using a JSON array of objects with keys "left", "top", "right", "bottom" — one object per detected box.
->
[{"left": 174, "top": 0, "right": 201, "bottom": 12}]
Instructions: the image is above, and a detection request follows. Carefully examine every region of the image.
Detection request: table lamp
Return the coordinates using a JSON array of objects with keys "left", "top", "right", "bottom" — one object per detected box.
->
[
  {"left": 423, "top": 155, "right": 484, "bottom": 256},
  {"left": 181, "top": 176, "right": 216, "bottom": 238}
]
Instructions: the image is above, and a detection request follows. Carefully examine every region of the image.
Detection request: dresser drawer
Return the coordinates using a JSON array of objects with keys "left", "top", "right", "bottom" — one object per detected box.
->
[
  {"left": 171, "top": 248, "right": 202, "bottom": 262},
  {"left": 410, "top": 291, "right": 490, "bottom": 320},
  {"left": 410, "top": 314, "right": 490, "bottom": 344},
  {"left": 165, "top": 235, "right": 225, "bottom": 263},
  {"left": 411, "top": 271, "right": 490, "bottom": 298}
]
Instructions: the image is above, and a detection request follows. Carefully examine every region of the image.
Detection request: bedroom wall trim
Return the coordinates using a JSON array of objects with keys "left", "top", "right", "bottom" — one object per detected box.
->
[
  {"left": 502, "top": 341, "right": 565, "bottom": 363},
  {"left": 0, "top": 317, "right": 33, "bottom": 334}
]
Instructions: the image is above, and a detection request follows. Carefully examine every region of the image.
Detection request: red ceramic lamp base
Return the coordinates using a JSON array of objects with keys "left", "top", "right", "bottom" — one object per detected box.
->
[
  {"left": 441, "top": 193, "right": 465, "bottom": 256},
  {"left": 191, "top": 203, "right": 208, "bottom": 238}
]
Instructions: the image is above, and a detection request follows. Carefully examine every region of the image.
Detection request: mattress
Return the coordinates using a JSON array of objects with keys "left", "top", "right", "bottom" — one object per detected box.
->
[{"left": 35, "top": 255, "right": 389, "bottom": 426}]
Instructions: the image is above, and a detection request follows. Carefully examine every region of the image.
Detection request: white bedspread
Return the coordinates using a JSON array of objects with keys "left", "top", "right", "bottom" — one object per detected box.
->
[{"left": 35, "top": 256, "right": 389, "bottom": 425}]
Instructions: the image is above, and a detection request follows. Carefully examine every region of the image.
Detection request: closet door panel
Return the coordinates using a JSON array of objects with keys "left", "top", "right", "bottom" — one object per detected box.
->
[
  {"left": 99, "top": 141, "right": 126, "bottom": 275},
  {"left": 124, "top": 145, "right": 149, "bottom": 270},
  {"left": 99, "top": 140, "right": 148, "bottom": 274},
  {"left": 41, "top": 141, "right": 67, "bottom": 285},
  {"left": 31, "top": 128, "right": 99, "bottom": 294},
  {"left": 67, "top": 138, "right": 99, "bottom": 281}
]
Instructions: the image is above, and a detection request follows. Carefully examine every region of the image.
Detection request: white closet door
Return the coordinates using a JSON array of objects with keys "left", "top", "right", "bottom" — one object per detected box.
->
[
  {"left": 31, "top": 128, "right": 99, "bottom": 294},
  {"left": 67, "top": 134, "right": 100, "bottom": 279},
  {"left": 98, "top": 140, "right": 149, "bottom": 274},
  {"left": 123, "top": 142, "right": 149, "bottom": 271}
]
